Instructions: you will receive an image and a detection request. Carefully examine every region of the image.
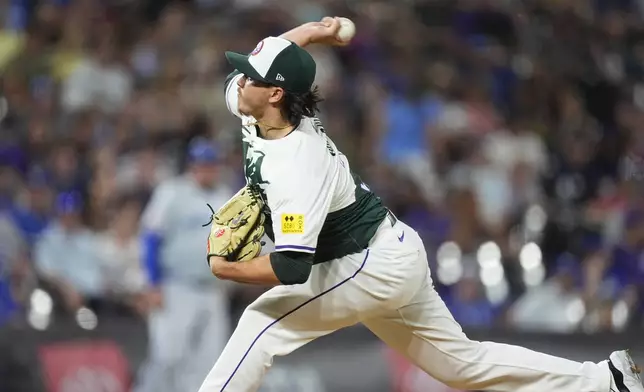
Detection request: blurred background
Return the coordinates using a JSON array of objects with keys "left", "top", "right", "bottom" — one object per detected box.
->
[{"left": 1, "top": 0, "right": 644, "bottom": 391}]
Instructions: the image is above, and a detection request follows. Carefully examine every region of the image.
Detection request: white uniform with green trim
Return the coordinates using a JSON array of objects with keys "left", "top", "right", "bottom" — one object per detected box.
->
[
  {"left": 225, "top": 71, "right": 388, "bottom": 262},
  {"left": 198, "top": 71, "right": 613, "bottom": 392}
]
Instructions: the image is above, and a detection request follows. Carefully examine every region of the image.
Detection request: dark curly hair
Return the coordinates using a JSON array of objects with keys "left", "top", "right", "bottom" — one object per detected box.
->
[{"left": 279, "top": 86, "right": 324, "bottom": 126}]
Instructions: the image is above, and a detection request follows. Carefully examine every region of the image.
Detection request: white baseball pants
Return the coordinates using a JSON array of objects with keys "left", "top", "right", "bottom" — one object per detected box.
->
[{"left": 197, "top": 219, "right": 612, "bottom": 392}]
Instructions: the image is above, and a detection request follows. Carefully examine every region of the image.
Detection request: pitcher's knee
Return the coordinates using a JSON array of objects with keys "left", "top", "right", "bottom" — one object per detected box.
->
[{"left": 427, "top": 339, "right": 488, "bottom": 388}]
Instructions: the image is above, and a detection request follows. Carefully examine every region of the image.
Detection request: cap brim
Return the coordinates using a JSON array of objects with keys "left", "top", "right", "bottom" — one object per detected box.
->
[{"left": 225, "top": 52, "right": 268, "bottom": 84}]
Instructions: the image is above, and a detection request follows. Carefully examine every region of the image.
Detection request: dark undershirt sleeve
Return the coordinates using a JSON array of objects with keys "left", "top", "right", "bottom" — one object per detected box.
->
[{"left": 269, "top": 251, "right": 314, "bottom": 285}]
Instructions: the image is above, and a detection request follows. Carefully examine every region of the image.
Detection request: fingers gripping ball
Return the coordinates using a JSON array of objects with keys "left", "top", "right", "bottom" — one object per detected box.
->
[
  {"left": 336, "top": 17, "right": 356, "bottom": 43},
  {"left": 205, "top": 186, "right": 266, "bottom": 263}
]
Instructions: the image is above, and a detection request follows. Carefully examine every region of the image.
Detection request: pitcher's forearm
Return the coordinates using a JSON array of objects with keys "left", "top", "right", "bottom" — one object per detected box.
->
[
  {"left": 279, "top": 18, "right": 345, "bottom": 48},
  {"left": 279, "top": 23, "right": 317, "bottom": 47}
]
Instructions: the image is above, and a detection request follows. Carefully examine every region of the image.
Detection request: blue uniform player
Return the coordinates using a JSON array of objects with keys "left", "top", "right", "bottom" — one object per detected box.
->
[{"left": 135, "top": 139, "right": 235, "bottom": 392}]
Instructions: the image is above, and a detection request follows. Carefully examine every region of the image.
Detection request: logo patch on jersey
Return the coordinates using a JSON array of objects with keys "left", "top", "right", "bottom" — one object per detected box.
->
[{"left": 281, "top": 214, "right": 304, "bottom": 234}]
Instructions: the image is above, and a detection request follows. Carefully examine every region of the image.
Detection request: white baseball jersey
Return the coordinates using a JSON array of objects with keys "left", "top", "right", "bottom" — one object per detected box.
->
[{"left": 225, "top": 71, "right": 388, "bottom": 263}]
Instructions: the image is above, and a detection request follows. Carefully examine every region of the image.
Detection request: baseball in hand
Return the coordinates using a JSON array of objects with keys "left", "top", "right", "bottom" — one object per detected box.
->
[{"left": 336, "top": 17, "right": 356, "bottom": 43}]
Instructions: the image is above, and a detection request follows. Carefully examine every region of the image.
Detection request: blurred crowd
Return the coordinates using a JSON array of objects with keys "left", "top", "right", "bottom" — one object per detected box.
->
[{"left": 1, "top": 0, "right": 644, "bottom": 341}]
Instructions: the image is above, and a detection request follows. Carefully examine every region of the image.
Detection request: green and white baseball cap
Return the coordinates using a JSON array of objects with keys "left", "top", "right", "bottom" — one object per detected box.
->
[{"left": 225, "top": 37, "right": 316, "bottom": 94}]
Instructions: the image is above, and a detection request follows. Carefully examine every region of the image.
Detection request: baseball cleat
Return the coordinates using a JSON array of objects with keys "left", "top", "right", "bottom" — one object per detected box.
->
[{"left": 609, "top": 350, "right": 643, "bottom": 392}]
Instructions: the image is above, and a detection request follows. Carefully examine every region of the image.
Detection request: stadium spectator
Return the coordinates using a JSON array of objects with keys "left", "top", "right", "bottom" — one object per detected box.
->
[{"left": 34, "top": 191, "right": 103, "bottom": 314}]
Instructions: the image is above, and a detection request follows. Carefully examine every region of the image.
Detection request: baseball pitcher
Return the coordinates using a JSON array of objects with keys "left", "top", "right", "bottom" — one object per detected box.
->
[
  {"left": 197, "top": 17, "right": 643, "bottom": 392},
  {"left": 135, "top": 139, "right": 235, "bottom": 392}
]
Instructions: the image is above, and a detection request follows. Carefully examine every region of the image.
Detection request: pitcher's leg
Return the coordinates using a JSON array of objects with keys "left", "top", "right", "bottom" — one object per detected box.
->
[
  {"left": 363, "top": 276, "right": 612, "bottom": 392},
  {"left": 197, "top": 292, "right": 337, "bottom": 391},
  {"left": 197, "top": 259, "right": 370, "bottom": 392}
]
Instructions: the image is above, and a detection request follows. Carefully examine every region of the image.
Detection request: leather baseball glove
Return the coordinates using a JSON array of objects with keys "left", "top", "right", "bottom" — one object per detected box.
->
[{"left": 204, "top": 185, "right": 265, "bottom": 263}]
